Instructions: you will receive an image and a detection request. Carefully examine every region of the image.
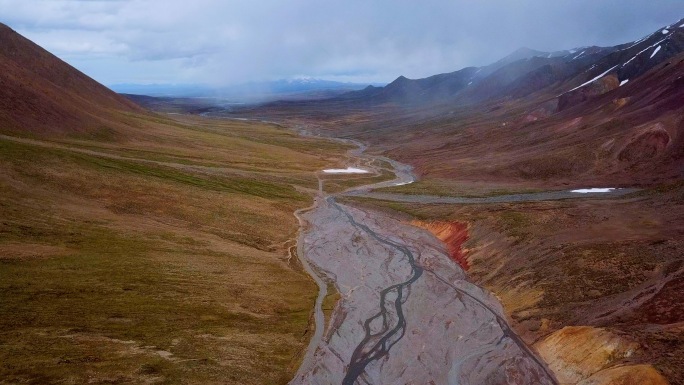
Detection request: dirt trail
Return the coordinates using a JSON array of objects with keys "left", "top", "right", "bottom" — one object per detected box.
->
[{"left": 290, "top": 139, "right": 558, "bottom": 384}]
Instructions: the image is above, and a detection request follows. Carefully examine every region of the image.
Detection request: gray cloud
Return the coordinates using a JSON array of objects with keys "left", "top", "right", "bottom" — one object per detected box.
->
[{"left": 2, "top": 0, "right": 683, "bottom": 85}]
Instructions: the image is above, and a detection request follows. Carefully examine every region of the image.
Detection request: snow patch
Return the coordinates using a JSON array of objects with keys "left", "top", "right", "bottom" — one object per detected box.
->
[
  {"left": 650, "top": 45, "right": 662, "bottom": 59},
  {"left": 571, "top": 188, "right": 617, "bottom": 193},
  {"left": 565, "top": 65, "right": 618, "bottom": 93},
  {"left": 622, "top": 38, "right": 668, "bottom": 67},
  {"left": 680, "top": 23, "right": 684, "bottom": 28},
  {"left": 619, "top": 79, "right": 629, "bottom": 86},
  {"left": 572, "top": 51, "right": 585, "bottom": 60},
  {"left": 621, "top": 35, "right": 650, "bottom": 51},
  {"left": 322, "top": 167, "right": 369, "bottom": 174},
  {"left": 392, "top": 181, "right": 412, "bottom": 186},
  {"left": 662, "top": 29, "right": 670, "bottom": 34}
]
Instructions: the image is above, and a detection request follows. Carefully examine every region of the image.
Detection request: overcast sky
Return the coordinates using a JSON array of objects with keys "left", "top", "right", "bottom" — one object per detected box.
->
[{"left": 3, "top": 0, "right": 684, "bottom": 86}]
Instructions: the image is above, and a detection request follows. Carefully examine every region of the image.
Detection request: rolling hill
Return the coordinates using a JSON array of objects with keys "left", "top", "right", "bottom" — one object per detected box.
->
[{"left": 0, "top": 23, "right": 144, "bottom": 137}]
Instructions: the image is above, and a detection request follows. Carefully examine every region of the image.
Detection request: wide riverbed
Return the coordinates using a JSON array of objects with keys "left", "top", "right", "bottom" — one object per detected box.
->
[{"left": 290, "top": 137, "right": 559, "bottom": 384}]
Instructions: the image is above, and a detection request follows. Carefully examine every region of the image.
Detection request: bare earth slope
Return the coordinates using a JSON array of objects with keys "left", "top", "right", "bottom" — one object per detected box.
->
[{"left": 0, "top": 23, "right": 143, "bottom": 137}]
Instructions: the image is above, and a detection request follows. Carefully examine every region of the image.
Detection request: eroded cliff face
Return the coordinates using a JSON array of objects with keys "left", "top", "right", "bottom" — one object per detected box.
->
[
  {"left": 376, "top": 188, "right": 683, "bottom": 384},
  {"left": 534, "top": 326, "right": 636, "bottom": 383},
  {"left": 411, "top": 220, "right": 470, "bottom": 270},
  {"left": 409, "top": 221, "right": 672, "bottom": 385},
  {"left": 576, "top": 364, "right": 670, "bottom": 385},
  {"left": 532, "top": 326, "right": 669, "bottom": 385}
]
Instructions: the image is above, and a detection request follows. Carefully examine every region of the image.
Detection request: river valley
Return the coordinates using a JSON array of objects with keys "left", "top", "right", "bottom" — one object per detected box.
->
[{"left": 290, "top": 138, "right": 559, "bottom": 384}]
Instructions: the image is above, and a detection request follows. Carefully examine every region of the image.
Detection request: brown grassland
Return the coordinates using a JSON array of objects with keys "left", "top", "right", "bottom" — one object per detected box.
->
[{"left": 0, "top": 113, "right": 387, "bottom": 384}]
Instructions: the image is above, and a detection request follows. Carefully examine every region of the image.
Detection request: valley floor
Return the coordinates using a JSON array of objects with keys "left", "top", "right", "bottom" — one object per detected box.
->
[
  {"left": 295, "top": 134, "right": 680, "bottom": 384},
  {"left": 3, "top": 110, "right": 681, "bottom": 385},
  {"left": 0, "top": 114, "right": 387, "bottom": 384},
  {"left": 227, "top": 101, "right": 684, "bottom": 384}
]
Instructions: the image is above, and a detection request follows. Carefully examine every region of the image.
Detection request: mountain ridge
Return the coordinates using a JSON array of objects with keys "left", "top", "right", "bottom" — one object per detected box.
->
[
  {"left": 111, "top": 78, "right": 384, "bottom": 103},
  {"left": 229, "top": 16, "right": 684, "bottom": 188},
  {"left": 324, "top": 17, "right": 684, "bottom": 110},
  {"left": 0, "top": 23, "right": 143, "bottom": 137}
]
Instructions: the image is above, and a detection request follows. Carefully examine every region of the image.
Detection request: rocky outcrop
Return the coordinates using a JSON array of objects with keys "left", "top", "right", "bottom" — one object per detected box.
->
[
  {"left": 577, "top": 364, "right": 669, "bottom": 385},
  {"left": 617, "top": 123, "right": 671, "bottom": 163},
  {"left": 558, "top": 74, "right": 620, "bottom": 111},
  {"left": 411, "top": 220, "right": 470, "bottom": 270},
  {"left": 534, "top": 326, "right": 668, "bottom": 385}
]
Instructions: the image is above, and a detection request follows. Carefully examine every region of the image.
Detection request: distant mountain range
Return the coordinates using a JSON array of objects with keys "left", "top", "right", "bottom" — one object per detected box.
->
[
  {"left": 5, "top": 12, "right": 684, "bottom": 186},
  {"left": 238, "top": 16, "right": 684, "bottom": 187},
  {"left": 109, "top": 79, "right": 385, "bottom": 103},
  {"left": 335, "top": 23, "right": 684, "bottom": 108}
]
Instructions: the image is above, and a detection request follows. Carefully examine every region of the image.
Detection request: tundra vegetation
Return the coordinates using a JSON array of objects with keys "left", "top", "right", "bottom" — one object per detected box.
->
[{"left": 0, "top": 114, "right": 389, "bottom": 384}]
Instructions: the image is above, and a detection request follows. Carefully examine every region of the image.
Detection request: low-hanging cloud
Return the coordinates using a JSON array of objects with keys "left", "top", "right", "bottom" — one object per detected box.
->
[{"left": 2, "top": 0, "right": 684, "bottom": 85}]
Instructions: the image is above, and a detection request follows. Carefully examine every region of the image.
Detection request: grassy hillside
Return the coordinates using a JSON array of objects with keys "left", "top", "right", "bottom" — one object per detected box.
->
[
  {"left": 0, "top": 113, "right": 369, "bottom": 384},
  {"left": 0, "top": 23, "right": 143, "bottom": 137}
]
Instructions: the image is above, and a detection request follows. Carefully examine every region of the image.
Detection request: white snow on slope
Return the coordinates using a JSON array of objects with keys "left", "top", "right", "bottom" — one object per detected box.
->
[
  {"left": 622, "top": 34, "right": 651, "bottom": 51},
  {"left": 620, "top": 79, "right": 629, "bottom": 86},
  {"left": 322, "top": 167, "right": 369, "bottom": 174},
  {"left": 572, "top": 51, "right": 585, "bottom": 60},
  {"left": 622, "top": 38, "right": 668, "bottom": 67},
  {"left": 392, "top": 181, "right": 412, "bottom": 186},
  {"left": 565, "top": 65, "right": 618, "bottom": 93},
  {"left": 650, "top": 45, "right": 662, "bottom": 58},
  {"left": 662, "top": 29, "right": 670, "bottom": 34},
  {"left": 571, "top": 188, "right": 616, "bottom": 193}
]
